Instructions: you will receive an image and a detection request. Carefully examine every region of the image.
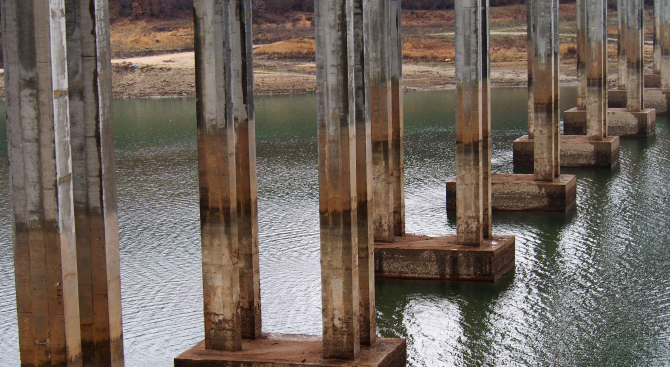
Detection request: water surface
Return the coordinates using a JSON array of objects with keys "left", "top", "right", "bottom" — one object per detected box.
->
[{"left": 1, "top": 88, "right": 669, "bottom": 366}]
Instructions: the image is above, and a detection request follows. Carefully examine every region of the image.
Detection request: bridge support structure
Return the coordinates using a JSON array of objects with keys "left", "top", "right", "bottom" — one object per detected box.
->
[{"left": 643, "top": 0, "right": 670, "bottom": 114}]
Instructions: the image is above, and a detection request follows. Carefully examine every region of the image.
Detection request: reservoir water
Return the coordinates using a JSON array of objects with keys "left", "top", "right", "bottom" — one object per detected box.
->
[{"left": 1, "top": 87, "right": 669, "bottom": 366}]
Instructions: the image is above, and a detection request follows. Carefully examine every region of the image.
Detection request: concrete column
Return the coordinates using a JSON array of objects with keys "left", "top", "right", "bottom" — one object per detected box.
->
[
  {"left": 552, "top": 0, "right": 560, "bottom": 179},
  {"left": 618, "top": 0, "right": 627, "bottom": 90},
  {"left": 368, "top": 0, "right": 394, "bottom": 243},
  {"left": 481, "top": 0, "right": 492, "bottom": 239},
  {"left": 576, "top": 0, "right": 587, "bottom": 110},
  {"left": 64, "top": 0, "right": 124, "bottom": 364},
  {"left": 661, "top": 0, "right": 670, "bottom": 89},
  {"left": 353, "top": 0, "right": 375, "bottom": 347},
  {"left": 627, "top": 0, "right": 645, "bottom": 112},
  {"left": 455, "top": 0, "right": 484, "bottom": 246},
  {"left": 654, "top": 0, "right": 662, "bottom": 75},
  {"left": 231, "top": 0, "right": 262, "bottom": 341},
  {"left": 194, "top": 0, "right": 242, "bottom": 352},
  {"left": 532, "top": 0, "right": 559, "bottom": 182},
  {"left": 3, "top": 0, "right": 83, "bottom": 365},
  {"left": 527, "top": 0, "right": 535, "bottom": 138},
  {"left": 586, "top": 0, "right": 607, "bottom": 140},
  {"left": 390, "top": 0, "right": 405, "bottom": 237},
  {"left": 315, "top": 0, "right": 360, "bottom": 360}
]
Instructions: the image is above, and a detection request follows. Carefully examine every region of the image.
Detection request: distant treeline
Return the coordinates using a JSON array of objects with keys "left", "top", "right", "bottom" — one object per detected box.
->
[{"left": 110, "top": 0, "right": 654, "bottom": 18}]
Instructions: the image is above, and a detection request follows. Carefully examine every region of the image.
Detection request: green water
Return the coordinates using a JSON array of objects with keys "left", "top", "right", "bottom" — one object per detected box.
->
[{"left": 1, "top": 88, "right": 669, "bottom": 366}]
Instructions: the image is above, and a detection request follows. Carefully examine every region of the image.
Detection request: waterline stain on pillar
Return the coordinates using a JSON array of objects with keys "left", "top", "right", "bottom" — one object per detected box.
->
[
  {"left": 3, "top": 0, "right": 83, "bottom": 365},
  {"left": 65, "top": 0, "right": 125, "bottom": 364}
]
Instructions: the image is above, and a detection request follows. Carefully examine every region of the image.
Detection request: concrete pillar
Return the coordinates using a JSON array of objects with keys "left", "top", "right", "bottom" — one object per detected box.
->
[
  {"left": 65, "top": 0, "right": 125, "bottom": 364},
  {"left": 552, "top": 0, "right": 561, "bottom": 180},
  {"left": 315, "top": 0, "right": 360, "bottom": 360},
  {"left": 353, "top": 0, "right": 375, "bottom": 348},
  {"left": 369, "top": 0, "right": 394, "bottom": 243},
  {"left": 661, "top": 0, "right": 670, "bottom": 89},
  {"left": 576, "top": 0, "right": 587, "bottom": 110},
  {"left": 194, "top": 0, "right": 242, "bottom": 352},
  {"left": 527, "top": 0, "right": 534, "bottom": 138},
  {"left": 626, "top": 0, "right": 645, "bottom": 112},
  {"left": 3, "top": 0, "right": 83, "bottom": 365},
  {"left": 654, "top": 0, "right": 662, "bottom": 75},
  {"left": 617, "top": 0, "right": 628, "bottom": 90},
  {"left": 455, "top": 0, "right": 485, "bottom": 245},
  {"left": 531, "top": 0, "right": 559, "bottom": 182},
  {"left": 586, "top": 0, "right": 608, "bottom": 140},
  {"left": 231, "top": 0, "right": 262, "bottom": 341},
  {"left": 481, "top": 0, "right": 492, "bottom": 239},
  {"left": 390, "top": 0, "right": 405, "bottom": 237}
]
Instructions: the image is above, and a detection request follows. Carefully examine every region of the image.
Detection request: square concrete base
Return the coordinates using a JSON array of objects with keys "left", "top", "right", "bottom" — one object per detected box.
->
[
  {"left": 607, "top": 108, "right": 656, "bottom": 137},
  {"left": 374, "top": 234, "right": 515, "bottom": 282},
  {"left": 645, "top": 73, "right": 661, "bottom": 88},
  {"left": 174, "top": 335, "right": 407, "bottom": 367},
  {"left": 446, "top": 173, "right": 577, "bottom": 212},
  {"left": 608, "top": 88, "right": 668, "bottom": 115},
  {"left": 512, "top": 135, "right": 620, "bottom": 168}
]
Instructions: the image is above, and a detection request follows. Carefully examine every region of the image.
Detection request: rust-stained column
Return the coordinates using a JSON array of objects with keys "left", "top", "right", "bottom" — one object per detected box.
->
[
  {"left": 654, "top": 0, "right": 662, "bottom": 75},
  {"left": 3, "top": 0, "right": 83, "bottom": 365},
  {"left": 369, "top": 0, "right": 394, "bottom": 243},
  {"left": 390, "top": 0, "right": 405, "bottom": 237},
  {"left": 661, "top": 0, "right": 670, "bottom": 89},
  {"left": 315, "top": 0, "right": 360, "bottom": 359},
  {"left": 455, "top": 0, "right": 484, "bottom": 245},
  {"left": 231, "top": 0, "right": 262, "bottom": 341},
  {"left": 65, "top": 0, "right": 124, "bottom": 364},
  {"left": 354, "top": 0, "right": 375, "bottom": 347},
  {"left": 618, "top": 0, "right": 628, "bottom": 90},
  {"left": 481, "top": 0, "right": 492, "bottom": 239},
  {"left": 586, "top": 0, "right": 608, "bottom": 140},
  {"left": 552, "top": 0, "right": 560, "bottom": 177},
  {"left": 194, "top": 0, "right": 242, "bottom": 352},
  {"left": 626, "top": 0, "right": 644, "bottom": 111},
  {"left": 576, "top": 0, "right": 587, "bottom": 110},
  {"left": 531, "top": 0, "right": 559, "bottom": 181},
  {"left": 527, "top": 0, "right": 535, "bottom": 138}
]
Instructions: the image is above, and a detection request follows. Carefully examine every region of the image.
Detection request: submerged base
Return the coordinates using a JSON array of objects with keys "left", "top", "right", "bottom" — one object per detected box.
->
[
  {"left": 607, "top": 108, "right": 656, "bottom": 137},
  {"left": 175, "top": 335, "right": 406, "bottom": 367},
  {"left": 374, "top": 234, "right": 515, "bottom": 282},
  {"left": 608, "top": 88, "right": 668, "bottom": 115},
  {"left": 446, "top": 173, "right": 576, "bottom": 212},
  {"left": 513, "top": 135, "right": 620, "bottom": 168}
]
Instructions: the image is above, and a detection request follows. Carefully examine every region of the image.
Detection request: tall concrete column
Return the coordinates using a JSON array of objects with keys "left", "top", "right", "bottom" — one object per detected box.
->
[
  {"left": 481, "top": 0, "right": 492, "bottom": 239},
  {"left": 586, "top": 0, "right": 608, "bottom": 140},
  {"left": 231, "top": 0, "right": 262, "bottom": 341},
  {"left": 354, "top": 0, "right": 375, "bottom": 347},
  {"left": 390, "top": 0, "right": 405, "bottom": 237},
  {"left": 618, "top": 0, "right": 628, "bottom": 90},
  {"left": 65, "top": 0, "right": 124, "bottom": 364},
  {"left": 576, "top": 0, "right": 587, "bottom": 110},
  {"left": 315, "top": 0, "right": 360, "bottom": 360},
  {"left": 3, "top": 0, "right": 83, "bottom": 365},
  {"left": 455, "top": 0, "right": 485, "bottom": 245},
  {"left": 654, "top": 0, "right": 662, "bottom": 75},
  {"left": 369, "top": 0, "right": 394, "bottom": 243},
  {"left": 527, "top": 0, "right": 535, "bottom": 138},
  {"left": 532, "top": 0, "right": 559, "bottom": 182},
  {"left": 194, "top": 0, "right": 242, "bottom": 352},
  {"left": 661, "top": 0, "right": 670, "bottom": 89},
  {"left": 552, "top": 0, "right": 560, "bottom": 178},
  {"left": 626, "top": 0, "right": 645, "bottom": 112}
]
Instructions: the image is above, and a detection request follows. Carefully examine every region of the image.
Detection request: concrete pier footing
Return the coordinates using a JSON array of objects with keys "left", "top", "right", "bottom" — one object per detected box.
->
[
  {"left": 175, "top": 336, "right": 406, "bottom": 367},
  {"left": 446, "top": 174, "right": 577, "bottom": 212},
  {"left": 374, "top": 235, "right": 516, "bottom": 281},
  {"left": 607, "top": 89, "right": 669, "bottom": 115},
  {"left": 564, "top": 107, "right": 656, "bottom": 137},
  {"left": 513, "top": 135, "right": 619, "bottom": 167}
]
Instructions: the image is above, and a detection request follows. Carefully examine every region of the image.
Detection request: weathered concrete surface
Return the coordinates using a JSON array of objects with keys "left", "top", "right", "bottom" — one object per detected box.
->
[
  {"left": 625, "top": 0, "right": 644, "bottom": 112},
  {"left": 174, "top": 336, "right": 406, "bottom": 367},
  {"left": 65, "top": 0, "right": 125, "bottom": 364},
  {"left": 607, "top": 89, "right": 670, "bottom": 114},
  {"left": 375, "top": 235, "right": 515, "bottom": 281},
  {"left": 390, "top": 0, "right": 405, "bottom": 238},
  {"left": 315, "top": 0, "right": 360, "bottom": 360},
  {"left": 446, "top": 174, "right": 577, "bottom": 212},
  {"left": 368, "top": 0, "right": 394, "bottom": 243},
  {"left": 230, "top": 0, "right": 262, "bottom": 341},
  {"left": 194, "top": 0, "right": 242, "bottom": 352},
  {"left": 4, "top": 0, "right": 83, "bottom": 365},
  {"left": 513, "top": 135, "right": 620, "bottom": 167},
  {"left": 353, "top": 0, "right": 375, "bottom": 348},
  {"left": 617, "top": 0, "right": 627, "bottom": 90},
  {"left": 607, "top": 108, "right": 656, "bottom": 137},
  {"left": 645, "top": 73, "right": 662, "bottom": 88}
]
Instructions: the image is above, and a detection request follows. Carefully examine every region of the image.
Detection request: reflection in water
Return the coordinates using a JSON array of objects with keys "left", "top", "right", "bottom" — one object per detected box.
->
[{"left": 1, "top": 88, "right": 670, "bottom": 366}]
